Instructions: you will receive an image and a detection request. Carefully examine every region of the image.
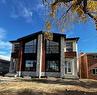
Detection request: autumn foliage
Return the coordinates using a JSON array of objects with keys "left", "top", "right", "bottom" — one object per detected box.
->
[{"left": 43, "top": 0, "right": 97, "bottom": 31}]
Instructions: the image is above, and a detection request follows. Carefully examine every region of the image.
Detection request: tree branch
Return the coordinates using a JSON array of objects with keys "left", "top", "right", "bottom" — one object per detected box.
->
[
  {"left": 86, "top": 12, "right": 96, "bottom": 20},
  {"left": 83, "top": 0, "right": 87, "bottom": 13}
]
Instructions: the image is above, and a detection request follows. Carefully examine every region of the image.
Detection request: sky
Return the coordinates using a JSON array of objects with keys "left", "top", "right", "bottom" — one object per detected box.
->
[{"left": 0, "top": 0, "right": 97, "bottom": 60}]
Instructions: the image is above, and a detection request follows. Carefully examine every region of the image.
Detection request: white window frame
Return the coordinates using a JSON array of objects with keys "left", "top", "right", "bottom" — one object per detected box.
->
[
  {"left": 92, "top": 68, "right": 97, "bottom": 75},
  {"left": 65, "top": 41, "right": 73, "bottom": 52},
  {"left": 65, "top": 59, "right": 74, "bottom": 75},
  {"left": 25, "top": 60, "right": 34, "bottom": 68},
  {"left": 25, "top": 60, "right": 36, "bottom": 71}
]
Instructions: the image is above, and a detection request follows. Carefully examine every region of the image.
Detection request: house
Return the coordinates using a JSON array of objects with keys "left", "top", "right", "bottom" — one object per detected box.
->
[
  {"left": 0, "top": 58, "right": 10, "bottom": 76},
  {"left": 9, "top": 31, "right": 79, "bottom": 78},
  {"left": 79, "top": 53, "right": 97, "bottom": 80}
]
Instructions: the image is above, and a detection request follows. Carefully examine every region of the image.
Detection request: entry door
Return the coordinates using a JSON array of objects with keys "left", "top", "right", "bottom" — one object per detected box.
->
[{"left": 65, "top": 59, "right": 73, "bottom": 75}]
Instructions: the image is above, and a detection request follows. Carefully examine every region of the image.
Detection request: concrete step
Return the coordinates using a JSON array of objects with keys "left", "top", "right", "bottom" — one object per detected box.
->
[
  {"left": 5, "top": 73, "right": 16, "bottom": 77},
  {"left": 63, "top": 75, "right": 79, "bottom": 79}
]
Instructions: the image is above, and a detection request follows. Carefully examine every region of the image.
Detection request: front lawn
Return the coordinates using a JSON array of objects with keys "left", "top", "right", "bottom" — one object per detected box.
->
[{"left": 0, "top": 77, "right": 97, "bottom": 95}]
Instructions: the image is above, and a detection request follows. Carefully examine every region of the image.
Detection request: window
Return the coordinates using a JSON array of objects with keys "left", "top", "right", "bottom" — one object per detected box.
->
[
  {"left": 65, "top": 60, "right": 72, "bottom": 74},
  {"left": 25, "top": 60, "right": 36, "bottom": 71},
  {"left": 46, "top": 40, "right": 59, "bottom": 54},
  {"left": 46, "top": 60, "right": 59, "bottom": 72},
  {"left": 13, "top": 43, "right": 20, "bottom": 53},
  {"left": 66, "top": 42, "right": 73, "bottom": 52},
  {"left": 92, "top": 68, "right": 97, "bottom": 75},
  {"left": 93, "top": 55, "right": 97, "bottom": 59},
  {"left": 24, "top": 39, "right": 36, "bottom": 53}
]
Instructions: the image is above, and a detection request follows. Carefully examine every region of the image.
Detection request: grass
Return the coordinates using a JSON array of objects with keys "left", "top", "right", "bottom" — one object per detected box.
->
[{"left": 0, "top": 77, "right": 97, "bottom": 95}]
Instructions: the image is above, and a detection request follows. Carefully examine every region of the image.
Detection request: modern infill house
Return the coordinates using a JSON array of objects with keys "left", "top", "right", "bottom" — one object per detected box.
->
[{"left": 9, "top": 31, "right": 79, "bottom": 79}]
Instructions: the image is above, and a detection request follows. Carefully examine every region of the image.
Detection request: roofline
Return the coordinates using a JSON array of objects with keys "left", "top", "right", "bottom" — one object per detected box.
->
[
  {"left": 80, "top": 52, "right": 97, "bottom": 57},
  {"left": 10, "top": 31, "right": 42, "bottom": 43},
  {"left": 10, "top": 31, "right": 79, "bottom": 43},
  {"left": 10, "top": 31, "right": 66, "bottom": 43},
  {"left": 0, "top": 58, "right": 10, "bottom": 62},
  {"left": 86, "top": 53, "right": 97, "bottom": 55},
  {"left": 66, "top": 37, "right": 79, "bottom": 41}
]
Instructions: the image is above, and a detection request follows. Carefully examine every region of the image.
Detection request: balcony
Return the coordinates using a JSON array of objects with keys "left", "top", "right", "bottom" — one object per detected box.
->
[{"left": 65, "top": 52, "right": 77, "bottom": 58}]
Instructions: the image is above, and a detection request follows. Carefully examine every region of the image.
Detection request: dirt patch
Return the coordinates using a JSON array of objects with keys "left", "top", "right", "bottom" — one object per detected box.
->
[{"left": 0, "top": 77, "right": 97, "bottom": 95}]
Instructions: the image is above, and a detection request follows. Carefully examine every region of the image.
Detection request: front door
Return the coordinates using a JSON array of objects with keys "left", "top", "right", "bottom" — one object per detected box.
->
[{"left": 65, "top": 59, "right": 73, "bottom": 75}]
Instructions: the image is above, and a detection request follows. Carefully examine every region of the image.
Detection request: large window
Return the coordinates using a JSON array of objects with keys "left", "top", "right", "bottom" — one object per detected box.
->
[
  {"left": 66, "top": 42, "right": 73, "bottom": 52},
  {"left": 25, "top": 60, "right": 36, "bottom": 71},
  {"left": 24, "top": 39, "right": 36, "bottom": 53},
  {"left": 46, "top": 60, "right": 59, "bottom": 72},
  {"left": 46, "top": 40, "right": 59, "bottom": 54},
  {"left": 92, "top": 68, "right": 97, "bottom": 75}
]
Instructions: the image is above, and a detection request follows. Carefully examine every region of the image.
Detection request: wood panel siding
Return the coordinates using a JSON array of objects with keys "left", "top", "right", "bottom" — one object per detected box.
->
[{"left": 65, "top": 52, "right": 76, "bottom": 58}]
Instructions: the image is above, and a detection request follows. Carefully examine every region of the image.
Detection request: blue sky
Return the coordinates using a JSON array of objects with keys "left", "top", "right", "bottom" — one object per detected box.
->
[{"left": 0, "top": 0, "right": 97, "bottom": 60}]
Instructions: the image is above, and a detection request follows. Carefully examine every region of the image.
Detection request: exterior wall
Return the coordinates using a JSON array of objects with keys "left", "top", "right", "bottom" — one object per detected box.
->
[
  {"left": 41, "top": 39, "right": 45, "bottom": 73},
  {"left": 73, "top": 41, "right": 77, "bottom": 51},
  {"left": 17, "top": 71, "right": 36, "bottom": 76},
  {"left": 60, "top": 36, "right": 65, "bottom": 77},
  {"left": 10, "top": 32, "right": 79, "bottom": 78},
  {"left": 0, "top": 59, "right": 10, "bottom": 75},
  {"left": 80, "top": 53, "right": 97, "bottom": 80},
  {"left": 87, "top": 54, "right": 97, "bottom": 79},
  {"left": 36, "top": 34, "right": 43, "bottom": 78},
  {"left": 61, "top": 37, "right": 78, "bottom": 78},
  {"left": 45, "top": 72, "right": 60, "bottom": 77},
  {"left": 80, "top": 54, "right": 88, "bottom": 78}
]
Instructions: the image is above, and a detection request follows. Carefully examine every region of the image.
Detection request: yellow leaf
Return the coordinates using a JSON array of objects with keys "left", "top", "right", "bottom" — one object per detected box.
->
[
  {"left": 87, "top": 1, "right": 97, "bottom": 12},
  {"left": 45, "top": 21, "right": 51, "bottom": 30}
]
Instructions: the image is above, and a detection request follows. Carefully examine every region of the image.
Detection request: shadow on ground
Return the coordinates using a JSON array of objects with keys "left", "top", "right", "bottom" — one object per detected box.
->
[
  {"left": 3, "top": 89, "right": 97, "bottom": 95},
  {"left": 20, "top": 78, "right": 97, "bottom": 89},
  {"left": 0, "top": 88, "right": 97, "bottom": 95}
]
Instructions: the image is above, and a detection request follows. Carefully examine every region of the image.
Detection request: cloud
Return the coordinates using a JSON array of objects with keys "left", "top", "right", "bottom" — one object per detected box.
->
[
  {"left": 0, "top": 28, "right": 6, "bottom": 39},
  {"left": 35, "top": 3, "right": 48, "bottom": 17},
  {"left": 0, "top": 40, "right": 11, "bottom": 49},
  {"left": 11, "top": 7, "right": 33, "bottom": 20},
  {"left": 10, "top": 0, "right": 47, "bottom": 22},
  {"left": 0, "top": 40, "right": 11, "bottom": 61},
  {"left": 10, "top": 1, "right": 33, "bottom": 23},
  {"left": 0, "top": 27, "right": 11, "bottom": 61},
  {"left": 0, "top": 55, "right": 10, "bottom": 61}
]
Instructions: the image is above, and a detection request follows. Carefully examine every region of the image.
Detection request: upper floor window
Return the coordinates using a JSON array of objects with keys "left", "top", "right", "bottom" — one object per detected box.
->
[
  {"left": 13, "top": 43, "right": 20, "bottom": 53},
  {"left": 93, "top": 55, "right": 97, "bottom": 59},
  {"left": 92, "top": 68, "right": 97, "bottom": 75},
  {"left": 66, "top": 42, "right": 73, "bottom": 52},
  {"left": 24, "top": 39, "right": 36, "bottom": 53},
  {"left": 46, "top": 40, "right": 59, "bottom": 54}
]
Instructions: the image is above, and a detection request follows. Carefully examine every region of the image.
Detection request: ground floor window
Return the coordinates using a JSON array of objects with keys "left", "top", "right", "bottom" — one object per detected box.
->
[
  {"left": 65, "top": 59, "right": 74, "bottom": 74},
  {"left": 46, "top": 60, "right": 59, "bottom": 72},
  {"left": 92, "top": 68, "right": 97, "bottom": 75},
  {"left": 25, "top": 60, "right": 36, "bottom": 71}
]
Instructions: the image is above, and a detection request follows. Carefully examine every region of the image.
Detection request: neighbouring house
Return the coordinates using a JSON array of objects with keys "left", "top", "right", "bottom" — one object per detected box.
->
[
  {"left": 0, "top": 58, "right": 10, "bottom": 76},
  {"left": 9, "top": 31, "right": 79, "bottom": 78},
  {"left": 79, "top": 53, "right": 97, "bottom": 80}
]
